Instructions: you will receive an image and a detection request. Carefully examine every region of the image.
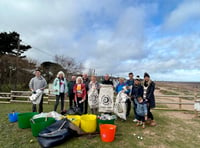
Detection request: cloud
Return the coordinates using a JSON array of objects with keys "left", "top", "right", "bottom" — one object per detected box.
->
[
  {"left": 164, "top": 0, "right": 200, "bottom": 30},
  {"left": 1, "top": 0, "right": 200, "bottom": 81}
]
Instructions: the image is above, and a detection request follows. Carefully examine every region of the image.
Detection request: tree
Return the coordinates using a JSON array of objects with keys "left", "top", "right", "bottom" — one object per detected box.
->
[
  {"left": 0, "top": 31, "right": 33, "bottom": 91},
  {"left": 0, "top": 31, "right": 31, "bottom": 57},
  {"left": 40, "top": 61, "right": 65, "bottom": 83},
  {"left": 54, "top": 55, "right": 83, "bottom": 75}
]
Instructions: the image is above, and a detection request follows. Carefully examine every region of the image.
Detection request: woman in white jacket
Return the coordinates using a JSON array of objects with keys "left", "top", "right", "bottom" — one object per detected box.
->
[{"left": 53, "top": 71, "right": 68, "bottom": 112}]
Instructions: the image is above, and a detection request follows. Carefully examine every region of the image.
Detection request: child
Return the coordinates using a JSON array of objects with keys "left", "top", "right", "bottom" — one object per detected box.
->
[{"left": 134, "top": 96, "right": 147, "bottom": 128}]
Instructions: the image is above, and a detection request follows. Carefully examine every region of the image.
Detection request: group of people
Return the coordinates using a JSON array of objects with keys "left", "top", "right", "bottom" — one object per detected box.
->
[{"left": 29, "top": 69, "right": 156, "bottom": 128}]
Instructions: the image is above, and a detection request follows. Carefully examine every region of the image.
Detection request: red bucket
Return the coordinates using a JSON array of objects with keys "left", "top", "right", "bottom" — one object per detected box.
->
[{"left": 100, "top": 124, "right": 117, "bottom": 142}]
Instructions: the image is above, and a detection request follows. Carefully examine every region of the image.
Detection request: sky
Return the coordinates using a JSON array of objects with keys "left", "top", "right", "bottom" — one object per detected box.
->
[{"left": 0, "top": 0, "right": 200, "bottom": 82}]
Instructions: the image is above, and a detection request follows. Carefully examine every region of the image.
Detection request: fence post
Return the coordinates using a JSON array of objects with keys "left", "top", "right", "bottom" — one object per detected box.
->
[
  {"left": 179, "top": 97, "right": 182, "bottom": 110},
  {"left": 194, "top": 88, "right": 198, "bottom": 117}
]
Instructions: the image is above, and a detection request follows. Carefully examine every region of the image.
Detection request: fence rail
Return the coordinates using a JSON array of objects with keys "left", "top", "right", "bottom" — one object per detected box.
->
[{"left": 0, "top": 91, "right": 200, "bottom": 113}]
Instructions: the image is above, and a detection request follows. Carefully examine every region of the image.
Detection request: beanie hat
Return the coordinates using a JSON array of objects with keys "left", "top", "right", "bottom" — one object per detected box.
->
[
  {"left": 144, "top": 72, "right": 150, "bottom": 78},
  {"left": 135, "top": 75, "right": 141, "bottom": 81}
]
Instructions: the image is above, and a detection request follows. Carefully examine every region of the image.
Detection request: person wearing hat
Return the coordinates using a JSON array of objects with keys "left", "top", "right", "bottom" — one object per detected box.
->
[
  {"left": 143, "top": 72, "right": 156, "bottom": 126},
  {"left": 131, "top": 75, "right": 144, "bottom": 122},
  {"left": 29, "top": 69, "right": 47, "bottom": 113}
]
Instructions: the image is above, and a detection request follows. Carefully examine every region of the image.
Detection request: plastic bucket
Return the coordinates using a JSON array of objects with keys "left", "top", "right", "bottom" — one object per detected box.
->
[
  {"left": 97, "top": 118, "right": 115, "bottom": 132},
  {"left": 8, "top": 112, "right": 18, "bottom": 122},
  {"left": 18, "top": 112, "right": 38, "bottom": 129},
  {"left": 66, "top": 115, "right": 81, "bottom": 127},
  {"left": 30, "top": 117, "right": 56, "bottom": 137},
  {"left": 80, "top": 114, "right": 97, "bottom": 133},
  {"left": 100, "top": 124, "right": 117, "bottom": 142}
]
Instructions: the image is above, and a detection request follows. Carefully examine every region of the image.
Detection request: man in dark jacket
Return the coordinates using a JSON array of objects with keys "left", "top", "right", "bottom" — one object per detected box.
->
[
  {"left": 82, "top": 73, "right": 90, "bottom": 114},
  {"left": 67, "top": 75, "right": 76, "bottom": 108},
  {"left": 101, "top": 74, "right": 113, "bottom": 86},
  {"left": 126, "top": 72, "right": 134, "bottom": 117},
  {"left": 131, "top": 75, "right": 143, "bottom": 122},
  {"left": 143, "top": 72, "right": 156, "bottom": 126}
]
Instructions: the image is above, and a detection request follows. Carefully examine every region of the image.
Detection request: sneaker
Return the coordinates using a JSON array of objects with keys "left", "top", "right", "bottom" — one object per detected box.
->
[
  {"left": 136, "top": 121, "right": 142, "bottom": 126},
  {"left": 133, "top": 119, "right": 138, "bottom": 122},
  {"left": 136, "top": 122, "right": 140, "bottom": 126},
  {"left": 142, "top": 123, "right": 145, "bottom": 129}
]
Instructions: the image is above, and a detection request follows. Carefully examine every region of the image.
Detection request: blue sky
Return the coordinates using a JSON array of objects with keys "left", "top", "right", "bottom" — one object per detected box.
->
[{"left": 0, "top": 0, "right": 200, "bottom": 81}]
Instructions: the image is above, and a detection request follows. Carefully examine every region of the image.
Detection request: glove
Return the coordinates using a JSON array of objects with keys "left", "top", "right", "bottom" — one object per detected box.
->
[{"left": 79, "top": 100, "right": 84, "bottom": 103}]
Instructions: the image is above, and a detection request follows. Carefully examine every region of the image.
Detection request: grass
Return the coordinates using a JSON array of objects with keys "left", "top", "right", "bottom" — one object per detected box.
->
[
  {"left": 160, "top": 90, "right": 179, "bottom": 95},
  {"left": 1, "top": 103, "right": 200, "bottom": 148}
]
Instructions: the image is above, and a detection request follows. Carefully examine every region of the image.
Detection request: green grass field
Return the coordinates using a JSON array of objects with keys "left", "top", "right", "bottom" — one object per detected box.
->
[{"left": 0, "top": 103, "right": 200, "bottom": 148}]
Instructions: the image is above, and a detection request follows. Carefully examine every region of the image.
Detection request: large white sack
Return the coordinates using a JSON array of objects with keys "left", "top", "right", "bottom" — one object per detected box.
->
[
  {"left": 88, "top": 89, "right": 99, "bottom": 109},
  {"left": 114, "top": 91, "right": 129, "bottom": 120},
  {"left": 99, "top": 85, "right": 114, "bottom": 113}
]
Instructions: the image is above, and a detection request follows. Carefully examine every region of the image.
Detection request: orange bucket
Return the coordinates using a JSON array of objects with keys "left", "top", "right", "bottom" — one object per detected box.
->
[{"left": 100, "top": 124, "right": 117, "bottom": 142}]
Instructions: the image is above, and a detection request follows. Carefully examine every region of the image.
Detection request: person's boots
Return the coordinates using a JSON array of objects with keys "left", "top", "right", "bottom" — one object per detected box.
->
[
  {"left": 150, "top": 120, "right": 156, "bottom": 126},
  {"left": 145, "top": 118, "right": 151, "bottom": 125}
]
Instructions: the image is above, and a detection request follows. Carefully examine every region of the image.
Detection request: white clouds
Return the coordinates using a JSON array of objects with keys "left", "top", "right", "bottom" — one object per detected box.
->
[
  {"left": 1, "top": 0, "right": 200, "bottom": 81},
  {"left": 164, "top": 0, "right": 200, "bottom": 29}
]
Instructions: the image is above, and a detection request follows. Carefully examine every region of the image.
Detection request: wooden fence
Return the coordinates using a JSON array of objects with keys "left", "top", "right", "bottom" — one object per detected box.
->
[{"left": 0, "top": 90, "right": 200, "bottom": 114}]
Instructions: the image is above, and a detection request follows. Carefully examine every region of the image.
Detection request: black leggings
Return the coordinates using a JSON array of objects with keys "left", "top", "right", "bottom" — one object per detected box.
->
[
  {"left": 69, "top": 94, "right": 75, "bottom": 108},
  {"left": 147, "top": 104, "right": 154, "bottom": 120},
  {"left": 54, "top": 93, "right": 65, "bottom": 111}
]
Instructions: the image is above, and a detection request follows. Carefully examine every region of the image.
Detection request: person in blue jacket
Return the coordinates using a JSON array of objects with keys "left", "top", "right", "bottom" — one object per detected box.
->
[
  {"left": 53, "top": 71, "right": 68, "bottom": 113},
  {"left": 115, "top": 77, "right": 128, "bottom": 94},
  {"left": 134, "top": 96, "right": 147, "bottom": 128}
]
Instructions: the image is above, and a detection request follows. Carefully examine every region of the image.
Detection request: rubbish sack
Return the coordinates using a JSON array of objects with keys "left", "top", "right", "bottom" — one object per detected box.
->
[
  {"left": 38, "top": 119, "right": 78, "bottom": 148},
  {"left": 88, "top": 88, "right": 99, "bottom": 109},
  {"left": 114, "top": 91, "right": 129, "bottom": 120},
  {"left": 66, "top": 107, "right": 82, "bottom": 115},
  {"left": 99, "top": 85, "right": 114, "bottom": 113}
]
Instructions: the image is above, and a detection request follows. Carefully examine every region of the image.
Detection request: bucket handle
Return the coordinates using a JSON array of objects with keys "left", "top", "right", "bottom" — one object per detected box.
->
[
  {"left": 30, "top": 118, "right": 35, "bottom": 124},
  {"left": 45, "top": 116, "right": 48, "bottom": 122}
]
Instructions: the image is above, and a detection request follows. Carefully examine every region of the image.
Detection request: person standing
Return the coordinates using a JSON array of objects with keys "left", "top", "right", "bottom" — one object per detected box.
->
[
  {"left": 67, "top": 75, "right": 76, "bottom": 109},
  {"left": 88, "top": 75, "right": 100, "bottom": 114},
  {"left": 53, "top": 71, "right": 68, "bottom": 113},
  {"left": 143, "top": 72, "right": 156, "bottom": 126},
  {"left": 73, "top": 77, "right": 86, "bottom": 114},
  {"left": 100, "top": 74, "right": 114, "bottom": 115},
  {"left": 29, "top": 69, "right": 47, "bottom": 113},
  {"left": 82, "top": 73, "right": 90, "bottom": 114},
  {"left": 134, "top": 96, "right": 148, "bottom": 129},
  {"left": 101, "top": 74, "right": 113, "bottom": 86},
  {"left": 115, "top": 77, "right": 127, "bottom": 94},
  {"left": 131, "top": 75, "right": 144, "bottom": 122},
  {"left": 126, "top": 72, "right": 134, "bottom": 117}
]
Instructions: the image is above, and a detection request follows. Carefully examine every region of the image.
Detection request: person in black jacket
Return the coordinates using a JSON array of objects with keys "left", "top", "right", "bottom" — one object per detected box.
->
[
  {"left": 143, "top": 72, "right": 156, "bottom": 126},
  {"left": 67, "top": 75, "right": 76, "bottom": 109},
  {"left": 131, "top": 76, "right": 144, "bottom": 122},
  {"left": 101, "top": 74, "right": 113, "bottom": 86}
]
